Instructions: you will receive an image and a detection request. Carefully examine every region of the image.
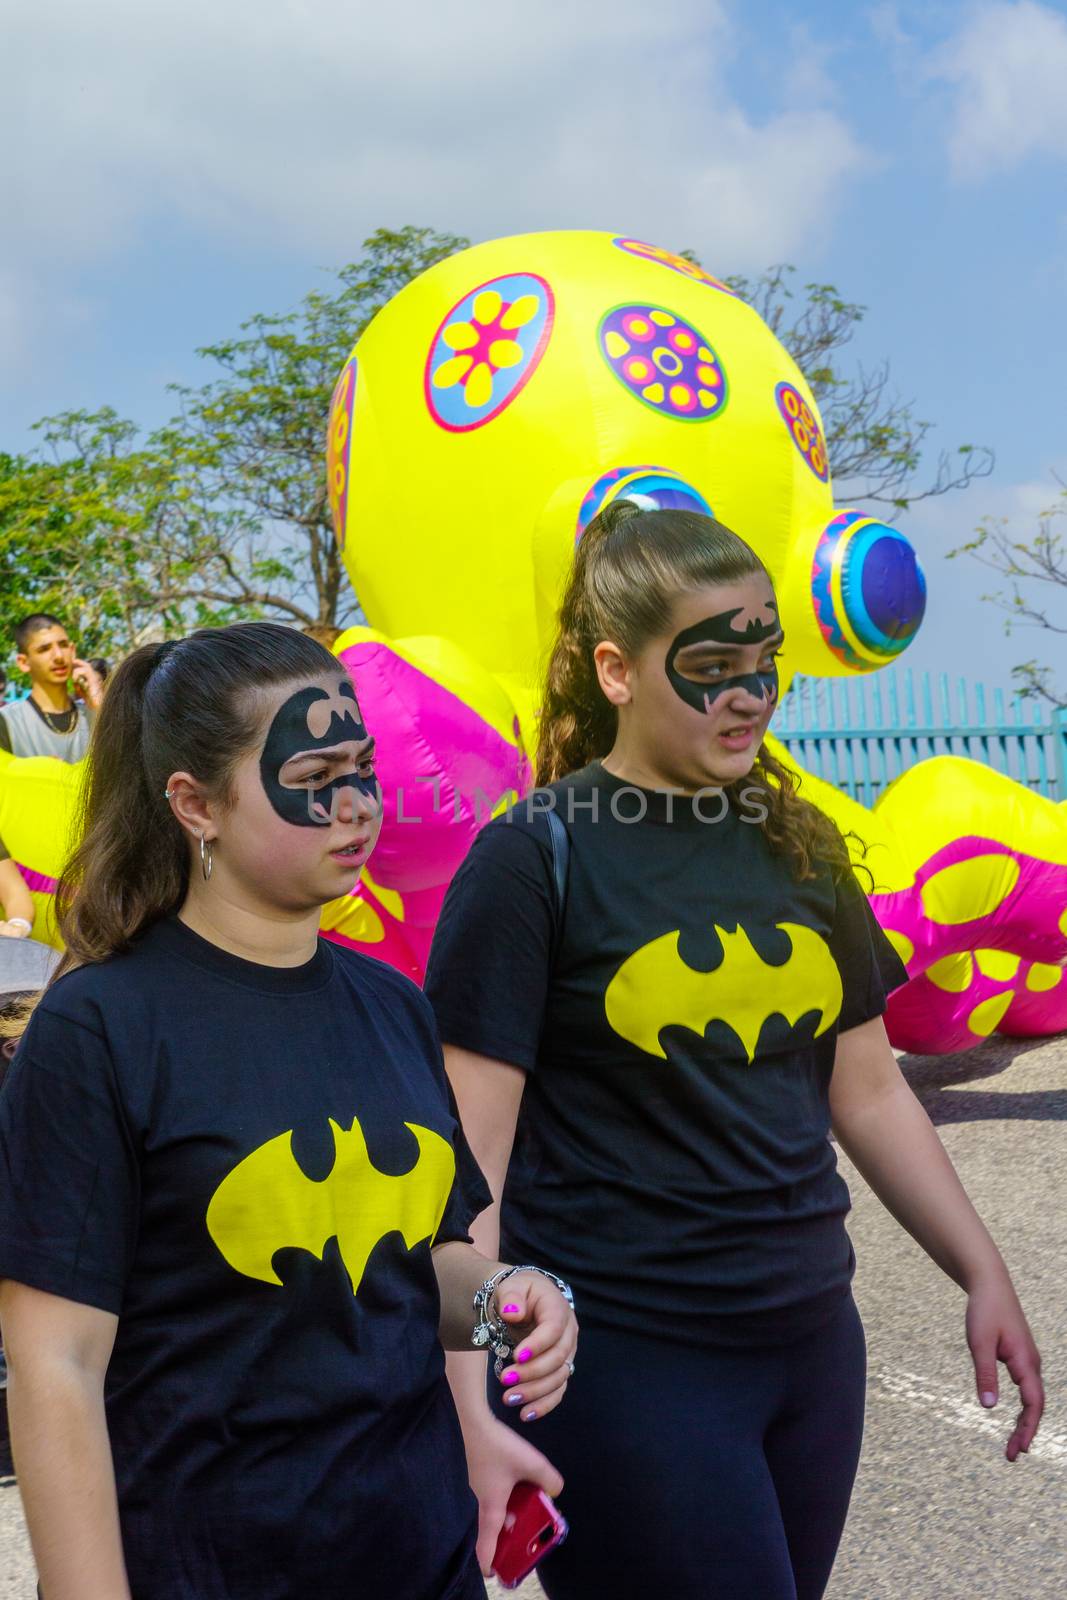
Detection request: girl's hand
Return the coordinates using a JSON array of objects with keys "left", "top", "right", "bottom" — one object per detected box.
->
[
  {"left": 493, "top": 1272, "right": 578, "bottom": 1423},
  {"left": 965, "top": 1272, "right": 1044, "bottom": 1461},
  {"left": 461, "top": 1414, "right": 564, "bottom": 1577}
]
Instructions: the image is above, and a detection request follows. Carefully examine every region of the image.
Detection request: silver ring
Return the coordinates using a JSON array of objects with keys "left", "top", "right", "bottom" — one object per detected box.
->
[{"left": 567, "top": 1360, "right": 575, "bottom": 1378}]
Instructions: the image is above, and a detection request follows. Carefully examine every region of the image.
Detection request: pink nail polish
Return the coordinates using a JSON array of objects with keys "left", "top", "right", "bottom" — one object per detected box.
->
[
  {"left": 501, "top": 1303, "right": 520, "bottom": 1315},
  {"left": 517, "top": 1347, "right": 532, "bottom": 1364},
  {"left": 502, "top": 1370, "right": 520, "bottom": 1386}
]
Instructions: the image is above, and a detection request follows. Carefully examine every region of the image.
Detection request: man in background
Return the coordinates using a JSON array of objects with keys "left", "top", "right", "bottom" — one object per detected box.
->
[{"left": 0, "top": 614, "right": 104, "bottom": 763}]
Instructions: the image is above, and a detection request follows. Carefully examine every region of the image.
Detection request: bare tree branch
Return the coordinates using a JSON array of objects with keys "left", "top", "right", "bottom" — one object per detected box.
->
[
  {"left": 711, "top": 263, "right": 995, "bottom": 511},
  {"left": 951, "top": 489, "right": 1067, "bottom": 706}
]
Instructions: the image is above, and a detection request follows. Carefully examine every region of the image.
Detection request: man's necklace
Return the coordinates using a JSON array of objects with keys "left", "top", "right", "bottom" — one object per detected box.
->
[{"left": 34, "top": 700, "right": 77, "bottom": 734}]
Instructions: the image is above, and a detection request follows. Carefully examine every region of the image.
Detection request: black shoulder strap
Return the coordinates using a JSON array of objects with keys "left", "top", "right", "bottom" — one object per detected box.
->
[{"left": 545, "top": 808, "right": 570, "bottom": 962}]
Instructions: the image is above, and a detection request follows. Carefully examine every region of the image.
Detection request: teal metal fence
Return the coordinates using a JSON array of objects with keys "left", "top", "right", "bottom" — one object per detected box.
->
[{"left": 775, "top": 667, "right": 1067, "bottom": 807}]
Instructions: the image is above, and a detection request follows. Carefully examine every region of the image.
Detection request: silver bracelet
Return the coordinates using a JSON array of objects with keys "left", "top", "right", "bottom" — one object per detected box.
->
[{"left": 471, "top": 1264, "right": 575, "bottom": 1376}]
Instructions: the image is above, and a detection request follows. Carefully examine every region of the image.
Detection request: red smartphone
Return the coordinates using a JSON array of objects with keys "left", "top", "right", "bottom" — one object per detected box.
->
[{"left": 491, "top": 1482, "right": 569, "bottom": 1590}]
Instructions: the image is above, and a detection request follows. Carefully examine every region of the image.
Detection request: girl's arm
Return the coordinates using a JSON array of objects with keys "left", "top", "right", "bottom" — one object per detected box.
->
[
  {"left": 0, "top": 1281, "right": 131, "bottom": 1599},
  {"left": 829, "top": 1015, "right": 1044, "bottom": 1460},
  {"left": 440, "top": 1044, "right": 565, "bottom": 1574},
  {"left": 0, "top": 858, "right": 34, "bottom": 935}
]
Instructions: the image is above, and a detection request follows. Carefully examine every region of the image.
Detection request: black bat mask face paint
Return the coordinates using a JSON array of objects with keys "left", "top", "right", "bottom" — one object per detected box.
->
[
  {"left": 259, "top": 679, "right": 378, "bottom": 827},
  {"left": 665, "top": 603, "right": 782, "bottom": 715}
]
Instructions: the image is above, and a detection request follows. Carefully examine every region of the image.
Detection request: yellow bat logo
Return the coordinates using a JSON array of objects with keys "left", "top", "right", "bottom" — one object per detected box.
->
[
  {"left": 206, "top": 1117, "right": 455, "bottom": 1296},
  {"left": 605, "top": 922, "right": 843, "bottom": 1064}
]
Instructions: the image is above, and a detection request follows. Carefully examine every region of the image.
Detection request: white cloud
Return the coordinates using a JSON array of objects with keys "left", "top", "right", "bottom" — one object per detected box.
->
[
  {"left": 868, "top": 3, "right": 915, "bottom": 54},
  {"left": 779, "top": 21, "right": 840, "bottom": 110},
  {"left": 917, "top": 469, "right": 1066, "bottom": 549},
  {"left": 931, "top": 1, "right": 1067, "bottom": 178},
  {"left": 0, "top": 0, "right": 870, "bottom": 369}
]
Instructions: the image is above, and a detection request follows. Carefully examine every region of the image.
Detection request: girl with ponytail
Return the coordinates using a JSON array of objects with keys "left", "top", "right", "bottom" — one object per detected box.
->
[
  {"left": 0, "top": 622, "right": 575, "bottom": 1600},
  {"left": 425, "top": 503, "right": 1043, "bottom": 1597}
]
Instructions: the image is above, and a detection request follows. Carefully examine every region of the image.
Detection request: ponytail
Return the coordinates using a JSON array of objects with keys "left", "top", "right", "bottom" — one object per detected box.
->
[
  {"left": 54, "top": 644, "right": 187, "bottom": 976},
  {"left": 535, "top": 511, "right": 625, "bottom": 787},
  {"left": 54, "top": 622, "right": 342, "bottom": 978}
]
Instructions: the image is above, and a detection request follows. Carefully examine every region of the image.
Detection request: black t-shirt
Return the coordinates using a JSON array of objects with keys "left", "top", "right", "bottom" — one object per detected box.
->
[
  {"left": 0, "top": 918, "right": 490, "bottom": 1600},
  {"left": 425, "top": 761, "right": 907, "bottom": 1348}
]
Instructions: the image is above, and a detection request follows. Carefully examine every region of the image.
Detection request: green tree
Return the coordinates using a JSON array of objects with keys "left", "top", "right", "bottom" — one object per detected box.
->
[
  {"left": 951, "top": 482, "right": 1067, "bottom": 706},
  {"left": 0, "top": 227, "right": 469, "bottom": 657},
  {"left": 0, "top": 432, "right": 148, "bottom": 659},
  {"left": 0, "top": 410, "right": 269, "bottom": 660},
  {"left": 0, "top": 451, "right": 77, "bottom": 632},
  {"left": 716, "top": 263, "right": 994, "bottom": 511},
  {"left": 170, "top": 224, "right": 468, "bottom": 629}
]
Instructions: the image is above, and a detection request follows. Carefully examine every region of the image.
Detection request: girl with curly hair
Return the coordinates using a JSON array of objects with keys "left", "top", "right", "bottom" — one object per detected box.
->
[{"left": 424, "top": 502, "right": 1043, "bottom": 1598}]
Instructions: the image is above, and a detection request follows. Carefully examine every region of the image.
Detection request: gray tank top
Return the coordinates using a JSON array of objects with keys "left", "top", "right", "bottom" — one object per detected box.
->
[{"left": 0, "top": 699, "right": 92, "bottom": 762}]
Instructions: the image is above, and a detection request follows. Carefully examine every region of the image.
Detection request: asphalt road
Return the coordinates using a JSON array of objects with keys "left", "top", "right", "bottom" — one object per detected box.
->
[{"left": 1, "top": 1032, "right": 1064, "bottom": 1597}]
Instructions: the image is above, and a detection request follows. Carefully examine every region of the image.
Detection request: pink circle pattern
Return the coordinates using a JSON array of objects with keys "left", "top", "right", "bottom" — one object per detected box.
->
[
  {"left": 776, "top": 382, "right": 829, "bottom": 481},
  {"left": 598, "top": 304, "right": 727, "bottom": 420},
  {"left": 612, "top": 237, "right": 739, "bottom": 296}
]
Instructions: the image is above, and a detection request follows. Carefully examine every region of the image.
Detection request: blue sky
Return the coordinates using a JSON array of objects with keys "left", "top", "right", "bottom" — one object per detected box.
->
[{"left": 4, "top": 0, "right": 1065, "bottom": 698}]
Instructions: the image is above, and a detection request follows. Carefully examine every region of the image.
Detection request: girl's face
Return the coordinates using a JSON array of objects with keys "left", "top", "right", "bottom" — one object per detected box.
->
[
  {"left": 216, "top": 674, "right": 382, "bottom": 912},
  {"left": 607, "top": 573, "right": 784, "bottom": 791}
]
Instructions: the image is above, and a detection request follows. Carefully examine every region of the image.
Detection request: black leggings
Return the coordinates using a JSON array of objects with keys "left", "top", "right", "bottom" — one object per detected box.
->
[{"left": 490, "top": 1294, "right": 866, "bottom": 1600}]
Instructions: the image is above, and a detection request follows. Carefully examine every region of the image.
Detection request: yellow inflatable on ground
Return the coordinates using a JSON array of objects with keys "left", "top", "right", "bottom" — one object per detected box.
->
[
  {"left": 0, "top": 749, "right": 81, "bottom": 949},
  {"left": 770, "top": 742, "right": 1067, "bottom": 1050}
]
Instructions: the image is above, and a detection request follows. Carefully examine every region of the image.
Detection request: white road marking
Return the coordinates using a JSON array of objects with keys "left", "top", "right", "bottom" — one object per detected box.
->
[{"left": 871, "top": 1368, "right": 1067, "bottom": 1464}]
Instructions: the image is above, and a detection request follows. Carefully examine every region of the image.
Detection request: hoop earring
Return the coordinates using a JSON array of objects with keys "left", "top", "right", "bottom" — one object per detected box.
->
[{"left": 199, "top": 833, "right": 214, "bottom": 882}]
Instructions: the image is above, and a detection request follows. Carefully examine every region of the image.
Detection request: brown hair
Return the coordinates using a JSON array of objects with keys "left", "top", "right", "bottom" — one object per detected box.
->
[
  {"left": 54, "top": 622, "right": 341, "bottom": 977},
  {"left": 0, "top": 1001, "right": 33, "bottom": 1058},
  {"left": 536, "top": 499, "right": 858, "bottom": 882}
]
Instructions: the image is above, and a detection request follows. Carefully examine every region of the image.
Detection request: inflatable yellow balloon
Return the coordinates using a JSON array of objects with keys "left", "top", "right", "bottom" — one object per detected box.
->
[
  {"left": 328, "top": 230, "right": 926, "bottom": 716},
  {"left": 322, "top": 228, "right": 1065, "bottom": 1052}
]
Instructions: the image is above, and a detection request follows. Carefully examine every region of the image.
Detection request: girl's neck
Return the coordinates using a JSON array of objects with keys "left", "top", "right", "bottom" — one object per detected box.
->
[
  {"left": 600, "top": 739, "right": 710, "bottom": 797},
  {"left": 600, "top": 749, "right": 682, "bottom": 793},
  {"left": 179, "top": 881, "right": 321, "bottom": 969},
  {"left": 600, "top": 736, "right": 748, "bottom": 798}
]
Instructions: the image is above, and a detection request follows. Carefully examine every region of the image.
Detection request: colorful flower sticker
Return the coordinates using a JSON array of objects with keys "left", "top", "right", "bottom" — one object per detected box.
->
[
  {"left": 598, "top": 305, "right": 727, "bottom": 421},
  {"left": 776, "top": 381, "right": 829, "bottom": 481},
  {"left": 612, "top": 237, "right": 739, "bottom": 297},
  {"left": 576, "top": 466, "right": 713, "bottom": 541},
  {"left": 326, "top": 357, "right": 358, "bottom": 549},
  {"left": 424, "top": 273, "right": 554, "bottom": 432}
]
